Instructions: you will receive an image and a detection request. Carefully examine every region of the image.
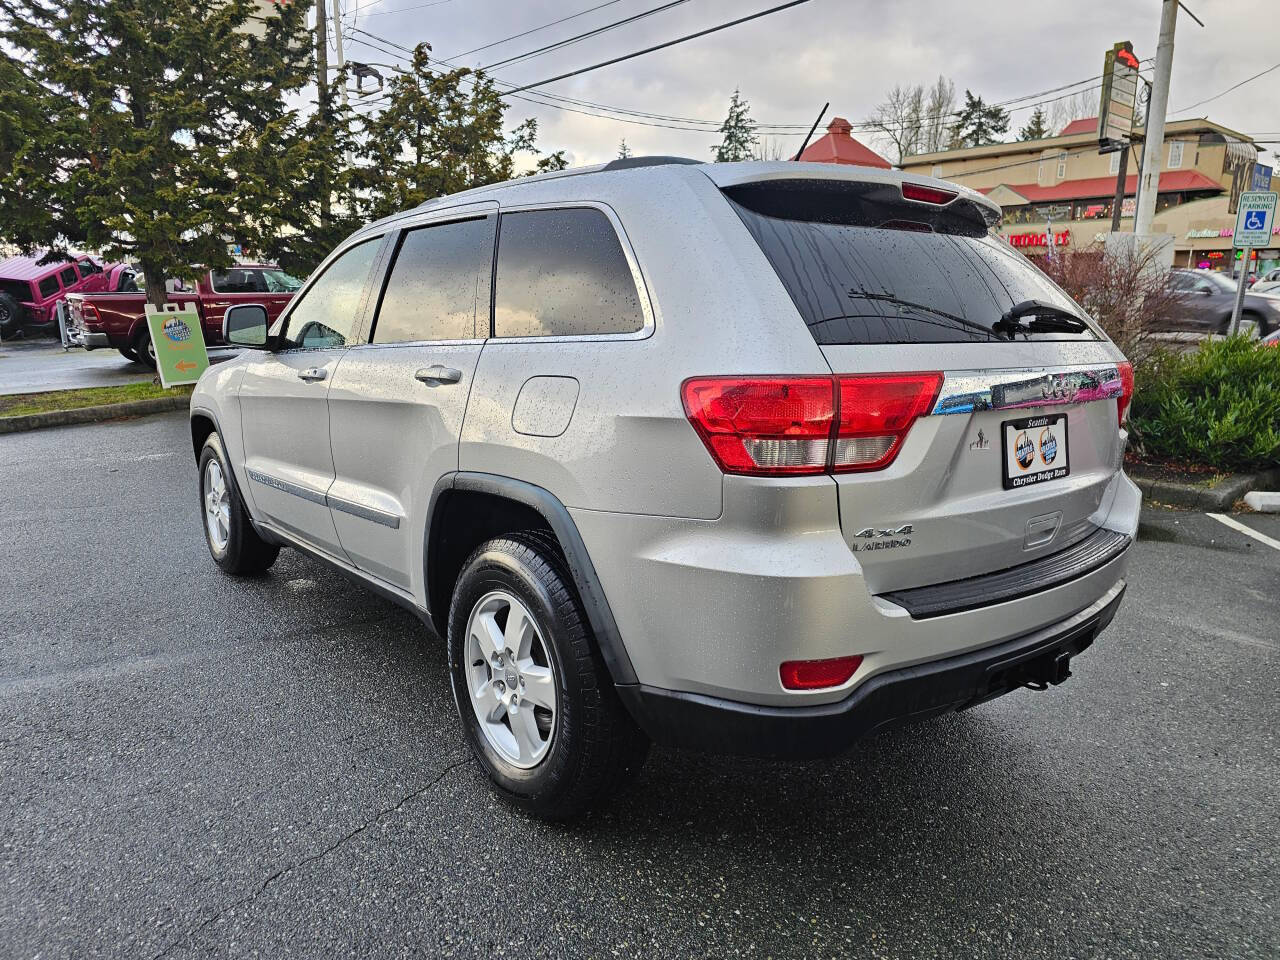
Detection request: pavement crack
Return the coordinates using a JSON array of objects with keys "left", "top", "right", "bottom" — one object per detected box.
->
[{"left": 149, "top": 754, "right": 474, "bottom": 959}]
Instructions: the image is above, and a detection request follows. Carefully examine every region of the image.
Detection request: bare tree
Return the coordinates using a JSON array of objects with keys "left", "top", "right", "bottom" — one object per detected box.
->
[
  {"left": 920, "top": 75, "right": 956, "bottom": 154},
  {"left": 752, "top": 135, "right": 789, "bottom": 161},
  {"left": 865, "top": 83, "right": 926, "bottom": 164},
  {"left": 1049, "top": 90, "right": 1097, "bottom": 134}
]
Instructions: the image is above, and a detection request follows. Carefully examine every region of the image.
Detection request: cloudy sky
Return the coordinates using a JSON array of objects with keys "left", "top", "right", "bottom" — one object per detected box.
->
[{"left": 334, "top": 0, "right": 1280, "bottom": 168}]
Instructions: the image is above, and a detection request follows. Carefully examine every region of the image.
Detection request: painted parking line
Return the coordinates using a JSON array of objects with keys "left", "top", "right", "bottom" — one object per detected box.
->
[{"left": 1207, "top": 512, "right": 1280, "bottom": 552}]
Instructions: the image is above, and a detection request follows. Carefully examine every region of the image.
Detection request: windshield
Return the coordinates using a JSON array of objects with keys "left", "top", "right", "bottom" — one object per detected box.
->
[
  {"left": 262, "top": 268, "right": 303, "bottom": 293},
  {"left": 727, "top": 187, "right": 1100, "bottom": 346}
]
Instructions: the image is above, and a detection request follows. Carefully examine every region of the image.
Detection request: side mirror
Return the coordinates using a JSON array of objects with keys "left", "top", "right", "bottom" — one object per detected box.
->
[{"left": 224, "top": 303, "right": 269, "bottom": 347}]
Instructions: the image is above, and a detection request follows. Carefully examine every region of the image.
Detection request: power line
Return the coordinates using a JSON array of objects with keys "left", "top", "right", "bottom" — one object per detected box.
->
[
  {"left": 480, "top": 0, "right": 694, "bottom": 72},
  {"left": 441, "top": 1, "right": 627, "bottom": 62},
  {"left": 1171, "top": 60, "right": 1280, "bottom": 115},
  {"left": 356, "top": 0, "right": 454, "bottom": 19},
  {"left": 502, "top": 0, "right": 817, "bottom": 95}
]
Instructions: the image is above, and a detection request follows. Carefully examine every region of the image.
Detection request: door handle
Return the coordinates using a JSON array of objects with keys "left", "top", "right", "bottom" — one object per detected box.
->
[
  {"left": 415, "top": 365, "right": 462, "bottom": 385},
  {"left": 298, "top": 367, "right": 328, "bottom": 382}
]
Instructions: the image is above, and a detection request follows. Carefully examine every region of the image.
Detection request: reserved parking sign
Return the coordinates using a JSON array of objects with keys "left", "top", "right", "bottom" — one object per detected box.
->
[{"left": 145, "top": 303, "right": 209, "bottom": 388}]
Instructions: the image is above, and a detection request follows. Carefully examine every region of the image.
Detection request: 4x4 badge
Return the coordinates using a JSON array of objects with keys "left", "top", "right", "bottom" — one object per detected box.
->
[{"left": 855, "top": 524, "right": 913, "bottom": 538}]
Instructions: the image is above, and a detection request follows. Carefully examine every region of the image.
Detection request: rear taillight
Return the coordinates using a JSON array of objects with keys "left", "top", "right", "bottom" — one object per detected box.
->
[
  {"left": 901, "top": 182, "right": 958, "bottom": 205},
  {"left": 81, "top": 302, "right": 102, "bottom": 327},
  {"left": 833, "top": 373, "right": 943, "bottom": 472},
  {"left": 680, "top": 377, "right": 834, "bottom": 475},
  {"left": 780, "top": 655, "right": 863, "bottom": 690},
  {"left": 1116, "top": 361, "right": 1134, "bottom": 427},
  {"left": 682, "top": 373, "right": 941, "bottom": 476}
]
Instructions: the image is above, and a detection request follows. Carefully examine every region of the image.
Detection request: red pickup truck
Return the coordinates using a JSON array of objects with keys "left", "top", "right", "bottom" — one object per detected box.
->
[
  {"left": 65, "top": 264, "right": 301, "bottom": 366},
  {"left": 0, "top": 252, "right": 125, "bottom": 338}
]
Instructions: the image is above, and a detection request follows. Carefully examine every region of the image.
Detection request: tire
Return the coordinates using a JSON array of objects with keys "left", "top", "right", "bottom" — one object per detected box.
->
[
  {"left": 197, "top": 432, "right": 279, "bottom": 575},
  {"left": 132, "top": 326, "right": 156, "bottom": 368},
  {"left": 447, "top": 533, "right": 648, "bottom": 819},
  {"left": 0, "top": 292, "right": 22, "bottom": 336},
  {"left": 118, "top": 346, "right": 138, "bottom": 362}
]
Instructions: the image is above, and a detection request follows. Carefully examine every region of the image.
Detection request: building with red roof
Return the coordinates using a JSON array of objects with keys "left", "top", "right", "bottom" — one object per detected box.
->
[
  {"left": 899, "top": 116, "right": 1276, "bottom": 274},
  {"left": 797, "top": 118, "right": 891, "bottom": 168}
]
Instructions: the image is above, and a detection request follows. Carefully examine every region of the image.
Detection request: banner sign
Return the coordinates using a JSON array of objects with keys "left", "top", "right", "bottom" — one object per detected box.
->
[{"left": 146, "top": 304, "right": 209, "bottom": 388}]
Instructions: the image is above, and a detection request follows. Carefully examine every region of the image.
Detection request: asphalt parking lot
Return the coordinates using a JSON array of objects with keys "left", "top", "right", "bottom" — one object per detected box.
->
[{"left": 2, "top": 413, "right": 1277, "bottom": 959}]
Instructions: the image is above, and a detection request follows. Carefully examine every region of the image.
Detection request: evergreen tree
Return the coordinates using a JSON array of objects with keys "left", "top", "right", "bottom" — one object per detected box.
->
[
  {"left": 355, "top": 45, "right": 560, "bottom": 221},
  {"left": 618, "top": 138, "right": 632, "bottom": 159},
  {"left": 0, "top": 0, "right": 321, "bottom": 306},
  {"left": 949, "top": 90, "right": 1011, "bottom": 148},
  {"left": 712, "top": 89, "right": 758, "bottom": 162},
  {"left": 1019, "top": 107, "right": 1050, "bottom": 141}
]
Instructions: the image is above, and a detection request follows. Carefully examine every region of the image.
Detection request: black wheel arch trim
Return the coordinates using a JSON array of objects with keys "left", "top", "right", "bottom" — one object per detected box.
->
[{"left": 425, "top": 472, "right": 638, "bottom": 686}]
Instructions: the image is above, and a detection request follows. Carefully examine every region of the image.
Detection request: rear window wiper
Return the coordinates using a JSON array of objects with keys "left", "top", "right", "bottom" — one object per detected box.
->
[
  {"left": 994, "top": 299, "right": 1090, "bottom": 339},
  {"left": 844, "top": 291, "right": 998, "bottom": 339}
]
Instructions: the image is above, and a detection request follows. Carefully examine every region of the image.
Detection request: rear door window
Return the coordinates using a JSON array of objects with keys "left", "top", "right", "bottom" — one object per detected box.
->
[
  {"left": 38, "top": 276, "right": 60, "bottom": 298},
  {"left": 211, "top": 268, "right": 269, "bottom": 293},
  {"left": 494, "top": 207, "right": 644, "bottom": 338},
  {"left": 726, "top": 180, "right": 1098, "bottom": 345},
  {"left": 371, "top": 216, "right": 495, "bottom": 343}
]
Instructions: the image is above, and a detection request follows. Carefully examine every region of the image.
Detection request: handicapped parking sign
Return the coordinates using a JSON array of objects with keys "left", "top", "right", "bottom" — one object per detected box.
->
[{"left": 1234, "top": 191, "right": 1277, "bottom": 247}]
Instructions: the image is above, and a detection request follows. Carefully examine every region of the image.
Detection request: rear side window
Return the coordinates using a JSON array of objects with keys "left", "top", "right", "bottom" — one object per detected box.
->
[
  {"left": 38, "top": 276, "right": 59, "bottom": 298},
  {"left": 494, "top": 208, "right": 644, "bottom": 338},
  {"left": 59, "top": 266, "right": 78, "bottom": 286},
  {"left": 726, "top": 181, "right": 1097, "bottom": 345},
  {"left": 211, "top": 268, "right": 268, "bottom": 293},
  {"left": 372, "top": 216, "right": 495, "bottom": 343}
]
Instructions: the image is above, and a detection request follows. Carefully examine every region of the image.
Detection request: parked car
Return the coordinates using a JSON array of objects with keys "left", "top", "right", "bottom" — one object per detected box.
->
[
  {"left": 190, "top": 159, "right": 1139, "bottom": 818},
  {"left": 65, "top": 264, "right": 301, "bottom": 365},
  {"left": 0, "top": 252, "right": 124, "bottom": 337},
  {"left": 1167, "top": 268, "right": 1280, "bottom": 335},
  {"left": 1253, "top": 268, "right": 1280, "bottom": 295}
]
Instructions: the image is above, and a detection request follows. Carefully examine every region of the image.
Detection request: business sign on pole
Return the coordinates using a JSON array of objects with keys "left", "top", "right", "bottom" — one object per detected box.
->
[
  {"left": 1097, "top": 41, "right": 1140, "bottom": 153},
  {"left": 145, "top": 304, "right": 209, "bottom": 388},
  {"left": 1234, "top": 192, "right": 1277, "bottom": 248}
]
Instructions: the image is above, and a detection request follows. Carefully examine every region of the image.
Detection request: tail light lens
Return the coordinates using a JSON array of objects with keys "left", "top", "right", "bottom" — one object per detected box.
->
[
  {"left": 780, "top": 655, "right": 863, "bottom": 690},
  {"left": 682, "top": 373, "right": 941, "bottom": 476},
  {"left": 80, "top": 302, "right": 102, "bottom": 326},
  {"left": 680, "top": 377, "right": 834, "bottom": 475},
  {"left": 1116, "top": 361, "right": 1134, "bottom": 426},
  {"left": 834, "top": 373, "right": 943, "bottom": 472}
]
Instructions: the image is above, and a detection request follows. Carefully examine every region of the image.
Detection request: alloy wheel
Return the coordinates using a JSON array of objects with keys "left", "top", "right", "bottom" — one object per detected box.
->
[
  {"left": 464, "top": 590, "right": 558, "bottom": 769},
  {"left": 203, "top": 459, "right": 231, "bottom": 553}
]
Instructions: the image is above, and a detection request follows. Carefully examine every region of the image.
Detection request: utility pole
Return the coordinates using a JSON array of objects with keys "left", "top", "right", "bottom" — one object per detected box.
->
[
  {"left": 316, "top": 0, "right": 331, "bottom": 227},
  {"left": 1133, "top": 0, "right": 1177, "bottom": 238},
  {"left": 331, "top": 0, "right": 349, "bottom": 109}
]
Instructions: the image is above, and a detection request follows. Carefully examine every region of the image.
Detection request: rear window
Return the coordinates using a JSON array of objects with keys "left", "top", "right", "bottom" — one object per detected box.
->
[
  {"left": 37, "top": 276, "right": 59, "bottom": 298},
  {"left": 726, "top": 180, "right": 1098, "bottom": 345}
]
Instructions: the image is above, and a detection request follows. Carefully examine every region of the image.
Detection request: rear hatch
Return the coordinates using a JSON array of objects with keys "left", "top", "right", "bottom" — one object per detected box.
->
[{"left": 720, "top": 172, "right": 1129, "bottom": 594}]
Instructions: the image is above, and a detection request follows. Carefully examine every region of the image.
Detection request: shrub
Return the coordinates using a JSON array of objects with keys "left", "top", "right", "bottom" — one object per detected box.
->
[
  {"left": 1038, "top": 241, "right": 1183, "bottom": 370},
  {"left": 1129, "top": 337, "right": 1280, "bottom": 471}
]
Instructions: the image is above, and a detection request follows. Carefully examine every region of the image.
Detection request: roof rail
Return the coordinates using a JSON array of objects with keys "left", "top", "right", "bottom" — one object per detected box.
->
[{"left": 601, "top": 155, "right": 703, "bottom": 171}]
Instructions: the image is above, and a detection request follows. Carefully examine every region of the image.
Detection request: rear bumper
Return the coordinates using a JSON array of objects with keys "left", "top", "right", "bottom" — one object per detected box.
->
[
  {"left": 617, "top": 580, "right": 1126, "bottom": 759},
  {"left": 70, "top": 330, "right": 111, "bottom": 349}
]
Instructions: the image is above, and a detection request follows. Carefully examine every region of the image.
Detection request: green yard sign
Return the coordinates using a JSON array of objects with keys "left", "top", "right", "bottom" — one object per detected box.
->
[{"left": 146, "top": 304, "right": 209, "bottom": 388}]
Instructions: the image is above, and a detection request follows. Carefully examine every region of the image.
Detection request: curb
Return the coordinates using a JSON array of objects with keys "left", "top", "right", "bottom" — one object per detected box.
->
[
  {"left": 0, "top": 395, "right": 188, "bottom": 435},
  {"left": 1133, "top": 466, "right": 1280, "bottom": 510}
]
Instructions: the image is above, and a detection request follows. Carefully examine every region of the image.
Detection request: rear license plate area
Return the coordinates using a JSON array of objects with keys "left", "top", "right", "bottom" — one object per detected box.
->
[{"left": 1002, "top": 414, "right": 1069, "bottom": 490}]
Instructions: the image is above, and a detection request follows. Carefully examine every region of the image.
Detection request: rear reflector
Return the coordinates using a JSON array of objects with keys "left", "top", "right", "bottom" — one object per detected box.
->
[
  {"left": 683, "top": 373, "right": 941, "bottom": 476},
  {"left": 1116, "top": 361, "right": 1134, "bottom": 426},
  {"left": 901, "top": 182, "right": 958, "bottom": 205},
  {"left": 780, "top": 655, "right": 863, "bottom": 690}
]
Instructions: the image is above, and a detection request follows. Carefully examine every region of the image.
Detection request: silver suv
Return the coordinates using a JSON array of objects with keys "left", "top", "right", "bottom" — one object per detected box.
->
[{"left": 190, "top": 159, "right": 1139, "bottom": 818}]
